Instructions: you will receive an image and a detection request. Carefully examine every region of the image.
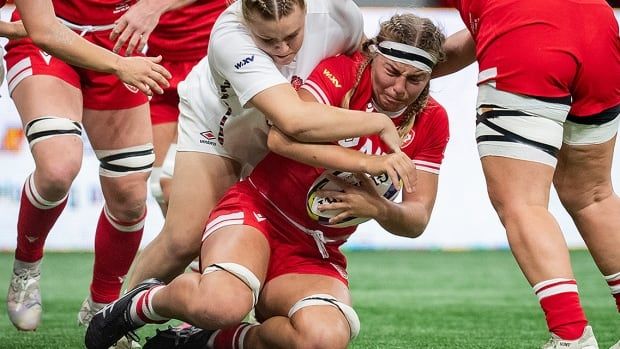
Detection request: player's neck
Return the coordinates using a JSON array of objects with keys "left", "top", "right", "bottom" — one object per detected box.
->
[{"left": 372, "top": 99, "right": 407, "bottom": 119}]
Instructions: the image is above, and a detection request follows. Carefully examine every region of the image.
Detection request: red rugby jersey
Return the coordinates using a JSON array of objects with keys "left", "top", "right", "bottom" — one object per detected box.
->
[
  {"left": 248, "top": 52, "right": 450, "bottom": 238},
  {"left": 52, "top": 0, "right": 136, "bottom": 25},
  {"left": 148, "top": 0, "right": 227, "bottom": 61}
]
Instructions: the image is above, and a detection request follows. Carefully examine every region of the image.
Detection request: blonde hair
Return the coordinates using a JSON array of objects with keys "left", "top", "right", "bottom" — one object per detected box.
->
[
  {"left": 343, "top": 13, "right": 446, "bottom": 139},
  {"left": 242, "top": 0, "right": 306, "bottom": 22}
]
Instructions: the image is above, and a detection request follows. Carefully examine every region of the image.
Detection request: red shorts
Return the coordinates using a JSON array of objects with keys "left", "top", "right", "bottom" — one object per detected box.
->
[
  {"left": 202, "top": 180, "right": 349, "bottom": 286},
  {"left": 471, "top": 0, "right": 620, "bottom": 118},
  {"left": 149, "top": 59, "right": 197, "bottom": 125},
  {"left": 4, "top": 19, "right": 147, "bottom": 110}
]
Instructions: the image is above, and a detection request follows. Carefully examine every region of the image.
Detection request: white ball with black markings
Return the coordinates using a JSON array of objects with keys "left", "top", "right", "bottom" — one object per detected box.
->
[{"left": 306, "top": 170, "right": 401, "bottom": 228}]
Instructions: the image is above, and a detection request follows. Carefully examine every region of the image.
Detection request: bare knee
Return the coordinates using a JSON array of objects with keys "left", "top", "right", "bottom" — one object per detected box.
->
[
  {"left": 183, "top": 279, "right": 252, "bottom": 329},
  {"left": 102, "top": 175, "right": 148, "bottom": 221},
  {"left": 292, "top": 320, "right": 350, "bottom": 349},
  {"left": 34, "top": 157, "right": 81, "bottom": 197},
  {"left": 188, "top": 298, "right": 250, "bottom": 329},
  {"left": 287, "top": 295, "right": 357, "bottom": 349}
]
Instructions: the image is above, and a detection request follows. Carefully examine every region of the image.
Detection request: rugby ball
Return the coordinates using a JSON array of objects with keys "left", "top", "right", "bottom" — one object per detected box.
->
[{"left": 306, "top": 170, "right": 401, "bottom": 228}]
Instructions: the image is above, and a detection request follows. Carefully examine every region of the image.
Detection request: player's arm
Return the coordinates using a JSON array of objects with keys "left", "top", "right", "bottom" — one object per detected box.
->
[
  {"left": 110, "top": 0, "right": 199, "bottom": 55},
  {"left": 266, "top": 88, "right": 416, "bottom": 192},
  {"left": 14, "top": 0, "right": 171, "bottom": 95},
  {"left": 252, "top": 84, "right": 402, "bottom": 153},
  {"left": 0, "top": 20, "right": 26, "bottom": 39},
  {"left": 314, "top": 170, "right": 437, "bottom": 238},
  {"left": 373, "top": 170, "right": 438, "bottom": 238},
  {"left": 431, "top": 28, "right": 476, "bottom": 78},
  {"left": 267, "top": 126, "right": 416, "bottom": 193}
]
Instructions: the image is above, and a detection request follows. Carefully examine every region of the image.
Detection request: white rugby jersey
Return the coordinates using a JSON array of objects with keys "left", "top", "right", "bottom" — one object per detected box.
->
[{"left": 177, "top": 0, "right": 364, "bottom": 174}]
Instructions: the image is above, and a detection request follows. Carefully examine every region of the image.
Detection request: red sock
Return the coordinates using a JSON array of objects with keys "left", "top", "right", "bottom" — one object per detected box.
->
[
  {"left": 129, "top": 286, "right": 168, "bottom": 325},
  {"left": 604, "top": 272, "right": 620, "bottom": 312},
  {"left": 209, "top": 323, "right": 256, "bottom": 349},
  {"left": 90, "top": 206, "right": 145, "bottom": 303},
  {"left": 15, "top": 174, "right": 68, "bottom": 263},
  {"left": 534, "top": 278, "right": 588, "bottom": 340}
]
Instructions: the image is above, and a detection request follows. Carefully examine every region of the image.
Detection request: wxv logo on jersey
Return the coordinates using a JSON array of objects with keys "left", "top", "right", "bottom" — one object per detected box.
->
[{"left": 234, "top": 55, "right": 255, "bottom": 69}]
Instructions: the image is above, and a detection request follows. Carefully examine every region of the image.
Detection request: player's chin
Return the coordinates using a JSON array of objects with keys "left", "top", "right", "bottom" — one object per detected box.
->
[
  {"left": 381, "top": 95, "right": 407, "bottom": 112},
  {"left": 272, "top": 53, "right": 295, "bottom": 65}
]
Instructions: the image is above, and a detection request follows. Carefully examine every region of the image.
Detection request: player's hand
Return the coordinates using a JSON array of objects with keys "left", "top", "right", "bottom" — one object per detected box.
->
[
  {"left": 362, "top": 151, "right": 416, "bottom": 193},
  {"left": 376, "top": 113, "right": 402, "bottom": 153},
  {"left": 110, "top": 0, "right": 164, "bottom": 56},
  {"left": 114, "top": 55, "right": 171, "bottom": 96},
  {"left": 0, "top": 20, "right": 27, "bottom": 40},
  {"left": 316, "top": 173, "right": 385, "bottom": 225}
]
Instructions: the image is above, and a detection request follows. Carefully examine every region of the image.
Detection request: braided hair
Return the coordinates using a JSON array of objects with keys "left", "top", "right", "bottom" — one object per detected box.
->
[
  {"left": 242, "top": 0, "right": 306, "bottom": 22},
  {"left": 342, "top": 13, "right": 446, "bottom": 139}
]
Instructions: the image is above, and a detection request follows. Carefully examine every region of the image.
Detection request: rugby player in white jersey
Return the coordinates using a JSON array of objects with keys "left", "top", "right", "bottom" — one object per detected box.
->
[
  {"left": 121, "top": 0, "right": 414, "bottom": 293},
  {"left": 85, "top": 12, "right": 444, "bottom": 349}
]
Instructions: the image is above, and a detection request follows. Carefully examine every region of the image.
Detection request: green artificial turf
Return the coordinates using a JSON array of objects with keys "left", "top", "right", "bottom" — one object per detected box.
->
[{"left": 0, "top": 250, "right": 617, "bottom": 348}]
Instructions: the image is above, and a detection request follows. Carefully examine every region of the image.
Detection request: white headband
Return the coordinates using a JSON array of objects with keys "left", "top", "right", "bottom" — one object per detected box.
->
[{"left": 375, "top": 41, "right": 437, "bottom": 73}]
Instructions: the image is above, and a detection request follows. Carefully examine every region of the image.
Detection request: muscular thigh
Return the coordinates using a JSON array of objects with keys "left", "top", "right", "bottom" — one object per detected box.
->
[
  {"left": 83, "top": 105, "right": 153, "bottom": 205},
  {"left": 160, "top": 152, "right": 240, "bottom": 250},
  {"left": 11, "top": 76, "right": 82, "bottom": 125},
  {"left": 482, "top": 156, "right": 555, "bottom": 211},
  {"left": 83, "top": 104, "right": 152, "bottom": 149},
  {"left": 554, "top": 136, "right": 617, "bottom": 210},
  {"left": 257, "top": 274, "right": 350, "bottom": 319},
  {"left": 475, "top": 84, "right": 570, "bottom": 168},
  {"left": 11, "top": 76, "right": 84, "bottom": 167}
]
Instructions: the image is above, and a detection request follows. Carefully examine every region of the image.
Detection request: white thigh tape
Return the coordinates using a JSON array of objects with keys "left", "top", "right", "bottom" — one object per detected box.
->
[
  {"left": 203, "top": 263, "right": 261, "bottom": 306},
  {"left": 95, "top": 143, "right": 155, "bottom": 177},
  {"left": 288, "top": 294, "right": 360, "bottom": 339},
  {"left": 25, "top": 116, "right": 83, "bottom": 148}
]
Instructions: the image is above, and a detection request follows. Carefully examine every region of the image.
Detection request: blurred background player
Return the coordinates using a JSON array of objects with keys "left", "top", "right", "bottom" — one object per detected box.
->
[
  {"left": 0, "top": 0, "right": 169, "bottom": 95},
  {"left": 3, "top": 0, "right": 170, "bottom": 332},
  {"left": 119, "top": 0, "right": 409, "bottom": 296},
  {"left": 85, "top": 12, "right": 447, "bottom": 349},
  {"left": 435, "top": 0, "right": 620, "bottom": 348},
  {"left": 0, "top": 0, "right": 24, "bottom": 84},
  {"left": 110, "top": 0, "right": 228, "bottom": 216}
]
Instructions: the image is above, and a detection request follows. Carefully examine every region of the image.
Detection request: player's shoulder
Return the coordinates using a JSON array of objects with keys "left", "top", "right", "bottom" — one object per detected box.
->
[
  {"left": 317, "top": 53, "right": 358, "bottom": 71},
  {"left": 415, "top": 96, "right": 450, "bottom": 139},
  {"left": 310, "top": 52, "right": 361, "bottom": 86},
  {"left": 209, "top": 1, "right": 246, "bottom": 42},
  {"left": 421, "top": 97, "right": 449, "bottom": 120},
  {"left": 416, "top": 96, "right": 450, "bottom": 136},
  {"left": 207, "top": 3, "right": 272, "bottom": 71},
  {"left": 306, "top": 0, "right": 363, "bottom": 31}
]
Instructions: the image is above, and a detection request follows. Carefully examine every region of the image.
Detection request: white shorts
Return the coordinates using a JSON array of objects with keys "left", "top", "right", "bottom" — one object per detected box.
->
[
  {"left": 475, "top": 83, "right": 619, "bottom": 167},
  {"left": 176, "top": 80, "right": 271, "bottom": 177}
]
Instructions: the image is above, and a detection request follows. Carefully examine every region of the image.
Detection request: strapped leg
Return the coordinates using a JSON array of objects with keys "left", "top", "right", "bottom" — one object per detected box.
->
[
  {"left": 94, "top": 143, "right": 155, "bottom": 178},
  {"left": 203, "top": 263, "right": 261, "bottom": 306},
  {"left": 25, "top": 116, "right": 83, "bottom": 149},
  {"left": 288, "top": 293, "right": 360, "bottom": 339}
]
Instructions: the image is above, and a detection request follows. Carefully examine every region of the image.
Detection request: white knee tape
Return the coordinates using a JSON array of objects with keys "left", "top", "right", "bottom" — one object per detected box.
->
[
  {"left": 203, "top": 263, "right": 261, "bottom": 306},
  {"left": 161, "top": 143, "right": 176, "bottom": 179},
  {"left": 149, "top": 167, "right": 165, "bottom": 204},
  {"left": 25, "top": 116, "right": 83, "bottom": 148},
  {"left": 288, "top": 294, "right": 360, "bottom": 339},
  {"left": 94, "top": 143, "right": 155, "bottom": 177}
]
